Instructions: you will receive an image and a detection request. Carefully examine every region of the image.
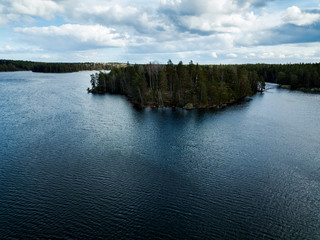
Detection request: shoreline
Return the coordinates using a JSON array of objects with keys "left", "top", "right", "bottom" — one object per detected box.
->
[
  {"left": 88, "top": 88, "right": 254, "bottom": 110},
  {"left": 279, "top": 84, "right": 320, "bottom": 93}
]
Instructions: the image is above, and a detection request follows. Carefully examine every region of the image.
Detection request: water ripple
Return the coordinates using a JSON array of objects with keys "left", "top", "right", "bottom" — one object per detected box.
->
[{"left": 0, "top": 74, "right": 320, "bottom": 239}]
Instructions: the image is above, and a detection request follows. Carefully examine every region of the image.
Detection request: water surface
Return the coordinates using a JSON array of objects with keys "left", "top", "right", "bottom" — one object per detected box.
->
[{"left": 0, "top": 71, "right": 320, "bottom": 239}]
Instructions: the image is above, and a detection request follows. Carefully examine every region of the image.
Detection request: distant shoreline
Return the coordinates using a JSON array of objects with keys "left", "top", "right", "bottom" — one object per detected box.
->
[
  {"left": 279, "top": 84, "right": 320, "bottom": 93},
  {"left": 0, "top": 59, "right": 124, "bottom": 73}
]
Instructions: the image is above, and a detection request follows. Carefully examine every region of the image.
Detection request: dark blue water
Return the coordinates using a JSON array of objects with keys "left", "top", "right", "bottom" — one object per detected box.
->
[{"left": 0, "top": 71, "right": 320, "bottom": 239}]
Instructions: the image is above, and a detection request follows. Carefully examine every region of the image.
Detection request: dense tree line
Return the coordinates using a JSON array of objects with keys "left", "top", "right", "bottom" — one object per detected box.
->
[
  {"left": 31, "top": 62, "right": 111, "bottom": 73},
  {"left": 0, "top": 60, "right": 36, "bottom": 71},
  {"left": 244, "top": 63, "right": 320, "bottom": 89},
  {"left": 89, "top": 60, "right": 265, "bottom": 108},
  {"left": 0, "top": 59, "right": 124, "bottom": 73}
]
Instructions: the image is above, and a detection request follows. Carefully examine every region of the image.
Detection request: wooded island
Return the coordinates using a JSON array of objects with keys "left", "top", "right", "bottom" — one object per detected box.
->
[{"left": 89, "top": 60, "right": 265, "bottom": 109}]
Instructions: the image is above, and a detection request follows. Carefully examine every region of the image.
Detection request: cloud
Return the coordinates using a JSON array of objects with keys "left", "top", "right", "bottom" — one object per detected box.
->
[
  {"left": 235, "top": 43, "right": 320, "bottom": 63},
  {"left": 0, "top": 45, "right": 17, "bottom": 52},
  {"left": 158, "top": 0, "right": 279, "bottom": 37},
  {"left": 235, "top": 0, "right": 275, "bottom": 8},
  {"left": 39, "top": 54, "right": 51, "bottom": 59},
  {"left": 0, "top": 44, "right": 41, "bottom": 53},
  {"left": 283, "top": 6, "right": 320, "bottom": 26},
  {"left": 66, "top": 4, "right": 162, "bottom": 34},
  {"left": 0, "top": 0, "right": 62, "bottom": 22},
  {"left": 211, "top": 52, "right": 218, "bottom": 58},
  {"left": 159, "top": 0, "right": 275, "bottom": 17},
  {"left": 232, "top": 6, "right": 320, "bottom": 48},
  {"left": 128, "top": 33, "right": 235, "bottom": 55},
  {"left": 227, "top": 53, "right": 238, "bottom": 58},
  {"left": 12, "top": 0, "right": 62, "bottom": 19},
  {"left": 258, "top": 22, "right": 320, "bottom": 46},
  {"left": 260, "top": 52, "right": 275, "bottom": 59},
  {"left": 15, "top": 24, "right": 128, "bottom": 51}
]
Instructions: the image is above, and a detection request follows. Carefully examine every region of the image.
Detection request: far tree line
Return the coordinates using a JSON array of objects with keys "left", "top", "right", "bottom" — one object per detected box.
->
[
  {"left": 244, "top": 63, "right": 320, "bottom": 89},
  {"left": 2, "top": 59, "right": 319, "bottom": 92},
  {"left": 0, "top": 60, "right": 125, "bottom": 73}
]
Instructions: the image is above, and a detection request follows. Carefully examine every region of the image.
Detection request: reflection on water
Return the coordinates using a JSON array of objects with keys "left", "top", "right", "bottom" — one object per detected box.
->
[{"left": 0, "top": 72, "right": 320, "bottom": 239}]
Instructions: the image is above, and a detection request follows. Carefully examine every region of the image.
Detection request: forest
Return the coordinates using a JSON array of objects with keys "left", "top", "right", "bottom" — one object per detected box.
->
[
  {"left": 0, "top": 60, "right": 124, "bottom": 73},
  {"left": 89, "top": 60, "right": 265, "bottom": 109},
  {"left": 244, "top": 63, "right": 320, "bottom": 90}
]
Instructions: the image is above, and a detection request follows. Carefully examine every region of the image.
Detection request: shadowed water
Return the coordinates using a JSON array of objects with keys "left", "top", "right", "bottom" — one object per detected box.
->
[{"left": 0, "top": 71, "right": 320, "bottom": 239}]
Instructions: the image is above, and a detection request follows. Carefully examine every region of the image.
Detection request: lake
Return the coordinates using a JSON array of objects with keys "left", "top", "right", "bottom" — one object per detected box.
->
[{"left": 0, "top": 71, "right": 320, "bottom": 239}]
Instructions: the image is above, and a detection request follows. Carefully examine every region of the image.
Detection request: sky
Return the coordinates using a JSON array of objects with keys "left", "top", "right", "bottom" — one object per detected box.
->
[{"left": 0, "top": 0, "right": 320, "bottom": 64}]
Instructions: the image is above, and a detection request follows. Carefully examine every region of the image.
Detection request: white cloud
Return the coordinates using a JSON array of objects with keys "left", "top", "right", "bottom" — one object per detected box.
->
[
  {"left": 40, "top": 54, "right": 51, "bottom": 59},
  {"left": 260, "top": 52, "right": 275, "bottom": 58},
  {"left": 157, "top": 0, "right": 283, "bottom": 54},
  {"left": 159, "top": 0, "right": 256, "bottom": 34},
  {"left": 129, "top": 33, "right": 235, "bottom": 56},
  {"left": 283, "top": 6, "right": 320, "bottom": 26},
  {"left": 227, "top": 53, "right": 238, "bottom": 58},
  {"left": 15, "top": 24, "right": 128, "bottom": 51},
  {"left": 69, "top": 4, "right": 150, "bottom": 32},
  {"left": 10, "top": 0, "right": 62, "bottom": 19},
  {"left": 0, "top": 0, "right": 62, "bottom": 25},
  {"left": 211, "top": 52, "right": 218, "bottom": 58},
  {"left": 0, "top": 45, "right": 16, "bottom": 52},
  {"left": 234, "top": 43, "right": 320, "bottom": 63},
  {"left": 0, "top": 44, "right": 41, "bottom": 53}
]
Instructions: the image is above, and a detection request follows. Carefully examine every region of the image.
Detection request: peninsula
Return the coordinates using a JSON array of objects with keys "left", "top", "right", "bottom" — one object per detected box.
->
[{"left": 88, "top": 60, "right": 265, "bottom": 109}]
